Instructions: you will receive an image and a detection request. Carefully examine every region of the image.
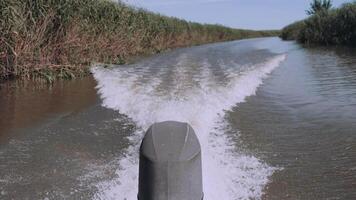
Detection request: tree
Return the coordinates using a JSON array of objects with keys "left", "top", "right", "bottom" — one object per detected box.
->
[{"left": 306, "top": 0, "right": 333, "bottom": 15}]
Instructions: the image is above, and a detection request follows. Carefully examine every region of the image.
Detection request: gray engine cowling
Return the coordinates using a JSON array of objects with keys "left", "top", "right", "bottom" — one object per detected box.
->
[{"left": 138, "top": 121, "right": 203, "bottom": 200}]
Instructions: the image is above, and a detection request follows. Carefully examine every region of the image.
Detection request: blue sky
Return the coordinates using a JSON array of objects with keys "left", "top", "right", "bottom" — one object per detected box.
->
[{"left": 123, "top": 0, "right": 351, "bottom": 30}]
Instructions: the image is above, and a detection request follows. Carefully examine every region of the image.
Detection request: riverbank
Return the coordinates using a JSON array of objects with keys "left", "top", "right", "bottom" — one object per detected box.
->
[
  {"left": 2, "top": 37, "right": 356, "bottom": 199},
  {"left": 280, "top": 1, "right": 356, "bottom": 46},
  {"left": 0, "top": 0, "right": 279, "bottom": 83}
]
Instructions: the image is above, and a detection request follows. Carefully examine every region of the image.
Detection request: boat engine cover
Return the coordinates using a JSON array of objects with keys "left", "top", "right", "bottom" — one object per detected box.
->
[{"left": 138, "top": 121, "right": 203, "bottom": 200}]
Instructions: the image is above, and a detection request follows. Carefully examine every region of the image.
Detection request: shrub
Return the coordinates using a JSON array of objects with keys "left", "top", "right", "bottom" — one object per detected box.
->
[
  {"left": 298, "top": 9, "right": 338, "bottom": 45},
  {"left": 280, "top": 21, "right": 305, "bottom": 40},
  {"left": 281, "top": 1, "right": 356, "bottom": 47},
  {"left": 334, "top": 2, "right": 356, "bottom": 46},
  {"left": 306, "top": 0, "right": 332, "bottom": 15}
]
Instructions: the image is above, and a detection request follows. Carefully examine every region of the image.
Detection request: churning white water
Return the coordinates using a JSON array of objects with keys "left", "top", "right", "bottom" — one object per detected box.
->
[{"left": 91, "top": 43, "right": 286, "bottom": 199}]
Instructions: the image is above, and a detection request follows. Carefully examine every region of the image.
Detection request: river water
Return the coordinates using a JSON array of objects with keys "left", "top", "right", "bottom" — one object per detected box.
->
[{"left": 0, "top": 38, "right": 355, "bottom": 199}]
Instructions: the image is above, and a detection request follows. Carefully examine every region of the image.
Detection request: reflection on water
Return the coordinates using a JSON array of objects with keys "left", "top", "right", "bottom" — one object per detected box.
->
[
  {"left": 0, "top": 38, "right": 356, "bottom": 199},
  {"left": 0, "top": 77, "right": 98, "bottom": 142},
  {"left": 0, "top": 77, "right": 136, "bottom": 199},
  {"left": 229, "top": 43, "right": 356, "bottom": 199}
]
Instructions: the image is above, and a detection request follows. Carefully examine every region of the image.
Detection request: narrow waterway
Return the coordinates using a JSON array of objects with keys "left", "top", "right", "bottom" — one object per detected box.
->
[{"left": 0, "top": 38, "right": 355, "bottom": 199}]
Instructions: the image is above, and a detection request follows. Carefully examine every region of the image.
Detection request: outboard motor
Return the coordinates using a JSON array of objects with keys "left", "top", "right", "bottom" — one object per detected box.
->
[{"left": 138, "top": 121, "right": 203, "bottom": 200}]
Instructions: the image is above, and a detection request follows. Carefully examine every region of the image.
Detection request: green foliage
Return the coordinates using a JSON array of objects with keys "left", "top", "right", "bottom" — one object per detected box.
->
[
  {"left": 0, "top": 0, "right": 279, "bottom": 81},
  {"left": 280, "top": 21, "right": 305, "bottom": 40},
  {"left": 306, "top": 0, "right": 333, "bottom": 15},
  {"left": 298, "top": 9, "right": 338, "bottom": 45},
  {"left": 281, "top": 1, "right": 356, "bottom": 47},
  {"left": 334, "top": 2, "right": 356, "bottom": 46}
]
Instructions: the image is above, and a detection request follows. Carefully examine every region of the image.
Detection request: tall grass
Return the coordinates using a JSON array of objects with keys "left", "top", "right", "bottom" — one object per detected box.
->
[
  {"left": 0, "top": 0, "right": 278, "bottom": 82},
  {"left": 280, "top": 1, "right": 356, "bottom": 47},
  {"left": 280, "top": 21, "right": 305, "bottom": 41}
]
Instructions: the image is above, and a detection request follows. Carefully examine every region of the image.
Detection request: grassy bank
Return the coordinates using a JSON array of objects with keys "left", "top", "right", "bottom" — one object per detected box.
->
[
  {"left": 280, "top": 1, "right": 356, "bottom": 46},
  {"left": 0, "top": 0, "right": 279, "bottom": 82}
]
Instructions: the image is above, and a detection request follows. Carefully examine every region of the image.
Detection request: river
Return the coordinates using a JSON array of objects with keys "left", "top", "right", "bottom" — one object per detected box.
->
[{"left": 0, "top": 37, "right": 355, "bottom": 199}]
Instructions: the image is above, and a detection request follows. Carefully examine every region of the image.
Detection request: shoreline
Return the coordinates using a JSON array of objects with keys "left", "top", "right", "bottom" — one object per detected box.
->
[
  {"left": 1, "top": 36, "right": 278, "bottom": 84},
  {"left": 280, "top": 2, "right": 356, "bottom": 47},
  {"left": 0, "top": 0, "right": 279, "bottom": 83}
]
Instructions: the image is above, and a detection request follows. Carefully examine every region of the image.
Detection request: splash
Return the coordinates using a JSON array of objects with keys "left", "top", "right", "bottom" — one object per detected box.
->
[{"left": 91, "top": 53, "right": 286, "bottom": 200}]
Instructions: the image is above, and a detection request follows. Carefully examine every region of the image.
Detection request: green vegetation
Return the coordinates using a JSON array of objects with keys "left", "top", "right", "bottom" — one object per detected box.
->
[
  {"left": 280, "top": 21, "right": 306, "bottom": 41},
  {"left": 0, "top": 0, "right": 278, "bottom": 82},
  {"left": 280, "top": 0, "right": 356, "bottom": 47},
  {"left": 306, "top": 0, "right": 333, "bottom": 15}
]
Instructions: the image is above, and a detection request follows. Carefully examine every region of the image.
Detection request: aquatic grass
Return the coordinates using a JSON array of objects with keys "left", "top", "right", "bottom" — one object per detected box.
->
[
  {"left": 280, "top": 21, "right": 306, "bottom": 41},
  {"left": 280, "top": 1, "right": 356, "bottom": 46},
  {"left": 0, "top": 0, "right": 279, "bottom": 81}
]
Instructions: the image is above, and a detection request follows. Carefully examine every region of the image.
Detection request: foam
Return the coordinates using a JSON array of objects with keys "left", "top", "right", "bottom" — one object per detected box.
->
[{"left": 91, "top": 54, "right": 286, "bottom": 200}]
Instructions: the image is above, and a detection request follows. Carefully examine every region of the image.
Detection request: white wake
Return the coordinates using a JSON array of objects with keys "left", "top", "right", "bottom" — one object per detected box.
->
[{"left": 91, "top": 54, "right": 286, "bottom": 200}]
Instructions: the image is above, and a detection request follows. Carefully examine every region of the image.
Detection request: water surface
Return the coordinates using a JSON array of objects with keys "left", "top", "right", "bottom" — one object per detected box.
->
[{"left": 0, "top": 38, "right": 356, "bottom": 199}]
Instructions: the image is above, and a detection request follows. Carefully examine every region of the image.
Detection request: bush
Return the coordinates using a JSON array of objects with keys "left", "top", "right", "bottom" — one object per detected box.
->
[
  {"left": 280, "top": 1, "right": 356, "bottom": 47},
  {"left": 298, "top": 9, "right": 338, "bottom": 45},
  {"left": 335, "top": 2, "right": 356, "bottom": 46},
  {"left": 280, "top": 21, "right": 305, "bottom": 40}
]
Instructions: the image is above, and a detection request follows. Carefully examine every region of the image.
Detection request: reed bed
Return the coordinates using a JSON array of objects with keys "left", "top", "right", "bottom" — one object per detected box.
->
[
  {"left": 0, "top": 0, "right": 279, "bottom": 82},
  {"left": 280, "top": 1, "right": 356, "bottom": 46}
]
